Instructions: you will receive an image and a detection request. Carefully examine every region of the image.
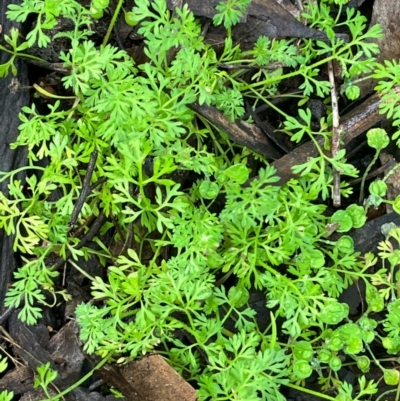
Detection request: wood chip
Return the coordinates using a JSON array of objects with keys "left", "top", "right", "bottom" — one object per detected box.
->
[{"left": 120, "top": 354, "right": 197, "bottom": 401}]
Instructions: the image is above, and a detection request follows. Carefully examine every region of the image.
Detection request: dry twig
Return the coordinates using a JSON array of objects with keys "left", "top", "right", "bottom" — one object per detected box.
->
[{"left": 328, "top": 60, "right": 341, "bottom": 206}]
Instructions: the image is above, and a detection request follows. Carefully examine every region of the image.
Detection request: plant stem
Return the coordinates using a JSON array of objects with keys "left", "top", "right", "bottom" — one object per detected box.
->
[
  {"left": 284, "top": 382, "right": 336, "bottom": 401},
  {"left": 375, "top": 389, "right": 396, "bottom": 401},
  {"left": 103, "top": 0, "right": 124, "bottom": 46},
  {"left": 0, "top": 46, "right": 46, "bottom": 62},
  {"left": 38, "top": 357, "right": 110, "bottom": 401},
  {"left": 359, "top": 149, "right": 380, "bottom": 204},
  {"left": 68, "top": 260, "right": 95, "bottom": 281}
]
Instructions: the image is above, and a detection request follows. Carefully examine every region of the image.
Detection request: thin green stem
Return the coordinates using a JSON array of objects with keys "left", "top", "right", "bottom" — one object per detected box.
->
[
  {"left": 365, "top": 343, "right": 384, "bottom": 372},
  {"left": 283, "top": 383, "right": 336, "bottom": 401},
  {"left": 198, "top": 116, "right": 233, "bottom": 164},
  {"left": 383, "top": 162, "right": 400, "bottom": 183},
  {"left": 239, "top": 54, "right": 336, "bottom": 92},
  {"left": 376, "top": 390, "right": 397, "bottom": 401},
  {"left": 239, "top": 34, "right": 368, "bottom": 92},
  {"left": 0, "top": 45, "right": 46, "bottom": 62},
  {"left": 33, "top": 83, "right": 76, "bottom": 100},
  {"left": 38, "top": 357, "right": 110, "bottom": 401},
  {"left": 359, "top": 149, "right": 380, "bottom": 204},
  {"left": 103, "top": 0, "right": 124, "bottom": 46},
  {"left": 334, "top": 4, "right": 343, "bottom": 25},
  {"left": 246, "top": 85, "right": 292, "bottom": 120},
  {"left": 0, "top": 166, "right": 46, "bottom": 182},
  {"left": 68, "top": 260, "right": 96, "bottom": 281}
]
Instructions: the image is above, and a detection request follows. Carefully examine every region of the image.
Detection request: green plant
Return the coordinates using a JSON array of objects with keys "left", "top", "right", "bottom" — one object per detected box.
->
[
  {"left": 0, "top": 354, "right": 13, "bottom": 401},
  {"left": 33, "top": 358, "right": 109, "bottom": 401},
  {"left": 34, "top": 363, "right": 58, "bottom": 399},
  {"left": 0, "top": 355, "right": 109, "bottom": 401},
  {"left": 2, "top": 0, "right": 400, "bottom": 400}
]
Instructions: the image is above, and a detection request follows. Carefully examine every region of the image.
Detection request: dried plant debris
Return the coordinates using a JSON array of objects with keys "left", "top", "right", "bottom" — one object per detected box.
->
[
  {"left": 0, "top": 365, "right": 33, "bottom": 395},
  {"left": 98, "top": 354, "right": 198, "bottom": 401},
  {"left": 120, "top": 354, "right": 197, "bottom": 401},
  {"left": 167, "top": 0, "right": 326, "bottom": 41}
]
